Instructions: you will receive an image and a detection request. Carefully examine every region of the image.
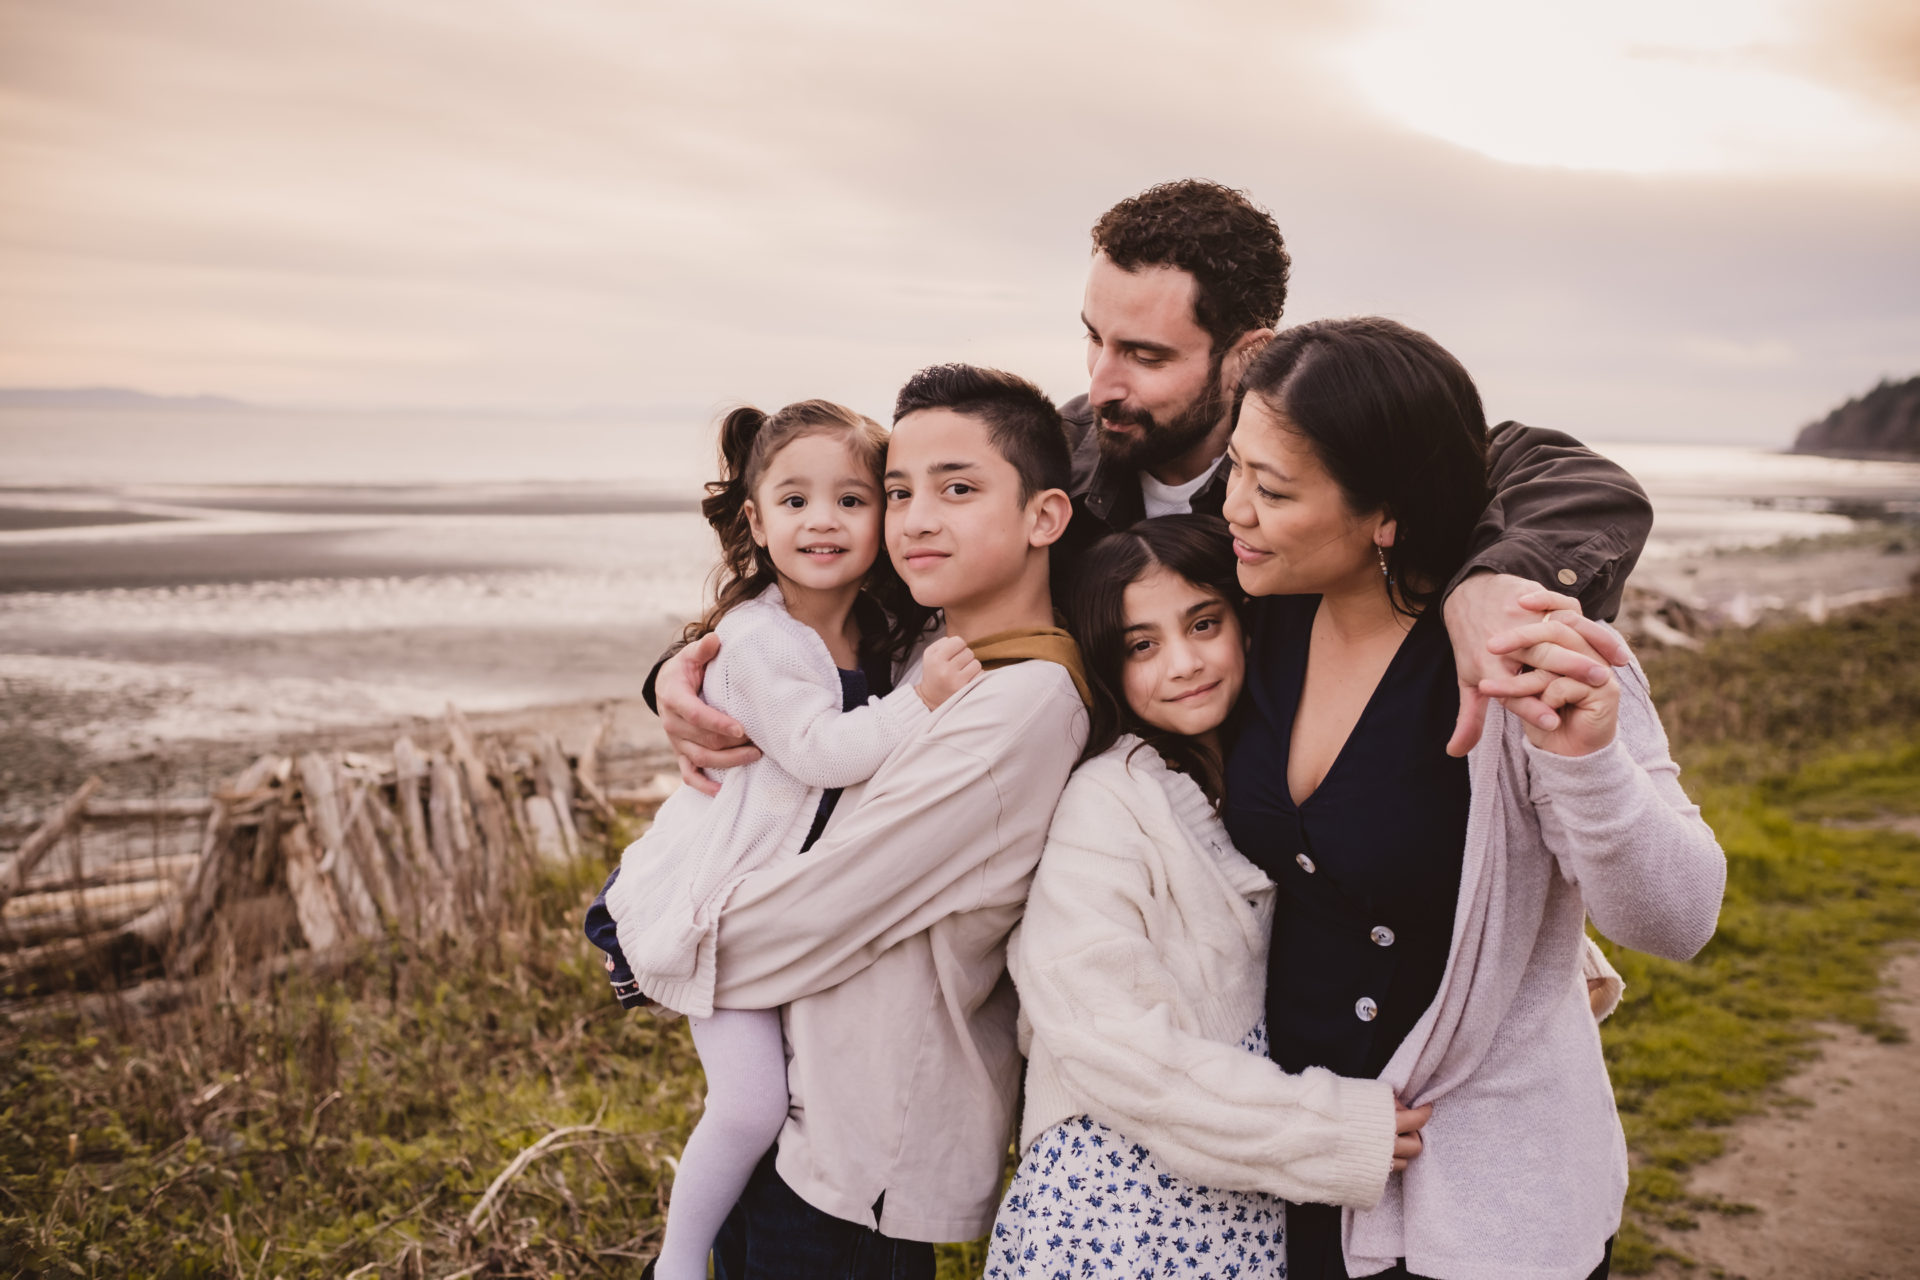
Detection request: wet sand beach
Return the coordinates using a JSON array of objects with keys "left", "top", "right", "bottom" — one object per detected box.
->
[{"left": 2, "top": 443, "right": 1916, "bottom": 824}]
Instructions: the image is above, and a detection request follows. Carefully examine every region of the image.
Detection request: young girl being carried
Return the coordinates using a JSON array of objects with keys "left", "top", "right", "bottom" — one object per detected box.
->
[{"left": 592, "top": 400, "right": 977, "bottom": 1280}]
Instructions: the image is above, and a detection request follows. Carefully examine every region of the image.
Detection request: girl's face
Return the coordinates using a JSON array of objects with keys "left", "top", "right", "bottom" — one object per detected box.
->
[
  {"left": 745, "top": 432, "right": 883, "bottom": 597},
  {"left": 1119, "top": 566, "right": 1246, "bottom": 741}
]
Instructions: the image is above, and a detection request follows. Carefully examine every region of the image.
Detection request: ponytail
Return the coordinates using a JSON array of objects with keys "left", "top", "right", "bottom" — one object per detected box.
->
[{"left": 700, "top": 405, "right": 765, "bottom": 548}]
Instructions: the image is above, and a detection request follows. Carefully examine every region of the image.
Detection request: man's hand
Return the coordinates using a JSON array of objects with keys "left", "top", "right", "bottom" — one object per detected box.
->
[
  {"left": 657, "top": 633, "right": 759, "bottom": 796},
  {"left": 1393, "top": 1100, "right": 1433, "bottom": 1172},
  {"left": 1442, "top": 575, "right": 1630, "bottom": 757}
]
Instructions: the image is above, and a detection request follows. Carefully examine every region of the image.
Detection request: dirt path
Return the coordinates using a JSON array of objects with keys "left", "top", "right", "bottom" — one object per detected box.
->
[{"left": 1650, "top": 948, "right": 1920, "bottom": 1279}]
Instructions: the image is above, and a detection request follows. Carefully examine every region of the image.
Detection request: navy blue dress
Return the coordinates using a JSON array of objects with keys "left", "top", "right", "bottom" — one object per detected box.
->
[
  {"left": 1222, "top": 594, "right": 1469, "bottom": 1280},
  {"left": 585, "top": 656, "right": 892, "bottom": 1008}
]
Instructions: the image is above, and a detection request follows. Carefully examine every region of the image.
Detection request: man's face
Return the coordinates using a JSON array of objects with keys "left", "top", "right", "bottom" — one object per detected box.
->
[
  {"left": 884, "top": 408, "right": 1036, "bottom": 615},
  {"left": 1081, "top": 252, "right": 1228, "bottom": 472}
]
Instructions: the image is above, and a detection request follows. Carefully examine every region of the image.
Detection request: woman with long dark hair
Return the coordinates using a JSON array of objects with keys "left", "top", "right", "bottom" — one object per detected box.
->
[{"left": 1218, "top": 317, "right": 1725, "bottom": 1279}]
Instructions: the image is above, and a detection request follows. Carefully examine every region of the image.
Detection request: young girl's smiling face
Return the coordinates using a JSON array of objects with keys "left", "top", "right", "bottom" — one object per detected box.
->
[
  {"left": 1119, "top": 566, "right": 1245, "bottom": 741},
  {"left": 745, "top": 431, "right": 883, "bottom": 597}
]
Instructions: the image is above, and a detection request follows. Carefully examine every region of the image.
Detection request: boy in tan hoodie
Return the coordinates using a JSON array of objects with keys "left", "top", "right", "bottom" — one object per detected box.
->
[{"left": 686, "top": 364, "right": 1092, "bottom": 1278}]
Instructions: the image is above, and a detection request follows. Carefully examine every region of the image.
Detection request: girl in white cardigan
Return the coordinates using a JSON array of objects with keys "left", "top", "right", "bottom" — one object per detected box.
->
[
  {"left": 989, "top": 514, "right": 1431, "bottom": 1278},
  {"left": 598, "top": 400, "right": 976, "bottom": 1280}
]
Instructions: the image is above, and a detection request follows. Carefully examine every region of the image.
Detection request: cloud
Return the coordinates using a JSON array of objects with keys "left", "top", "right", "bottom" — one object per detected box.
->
[{"left": 0, "top": 0, "right": 1914, "bottom": 448}]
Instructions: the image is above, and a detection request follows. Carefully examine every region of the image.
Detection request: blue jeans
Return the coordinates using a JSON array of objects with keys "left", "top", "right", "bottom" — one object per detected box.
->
[{"left": 712, "top": 1149, "right": 934, "bottom": 1280}]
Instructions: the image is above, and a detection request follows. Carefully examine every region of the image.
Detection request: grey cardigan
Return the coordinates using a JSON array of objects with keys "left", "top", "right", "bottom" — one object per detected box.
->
[{"left": 1344, "top": 653, "right": 1726, "bottom": 1280}]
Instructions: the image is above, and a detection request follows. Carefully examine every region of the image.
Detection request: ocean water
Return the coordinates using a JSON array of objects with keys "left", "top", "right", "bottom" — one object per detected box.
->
[{"left": 3, "top": 405, "right": 1917, "bottom": 751}]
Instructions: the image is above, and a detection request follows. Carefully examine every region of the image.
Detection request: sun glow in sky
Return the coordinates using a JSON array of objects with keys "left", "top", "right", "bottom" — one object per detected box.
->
[{"left": 1338, "top": 0, "right": 1917, "bottom": 174}]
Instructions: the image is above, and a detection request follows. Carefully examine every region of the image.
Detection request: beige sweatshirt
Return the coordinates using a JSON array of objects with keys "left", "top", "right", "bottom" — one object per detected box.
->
[{"left": 708, "top": 652, "right": 1089, "bottom": 1243}]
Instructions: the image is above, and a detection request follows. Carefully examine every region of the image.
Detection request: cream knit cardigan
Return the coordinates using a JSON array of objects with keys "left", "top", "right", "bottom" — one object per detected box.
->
[
  {"left": 603, "top": 585, "right": 928, "bottom": 1017},
  {"left": 1010, "top": 737, "right": 1402, "bottom": 1208}
]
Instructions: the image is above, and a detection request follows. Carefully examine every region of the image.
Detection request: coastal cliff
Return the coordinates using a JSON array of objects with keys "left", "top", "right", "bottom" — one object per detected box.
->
[{"left": 1793, "top": 374, "right": 1920, "bottom": 459}]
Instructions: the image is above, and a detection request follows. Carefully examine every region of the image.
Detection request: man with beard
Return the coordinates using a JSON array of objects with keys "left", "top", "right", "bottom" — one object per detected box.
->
[
  {"left": 656, "top": 180, "right": 1652, "bottom": 768},
  {"left": 1057, "top": 182, "right": 1647, "bottom": 642}
]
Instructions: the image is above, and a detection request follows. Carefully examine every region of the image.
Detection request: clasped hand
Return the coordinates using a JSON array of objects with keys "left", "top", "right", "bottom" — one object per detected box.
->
[{"left": 1444, "top": 575, "right": 1624, "bottom": 759}]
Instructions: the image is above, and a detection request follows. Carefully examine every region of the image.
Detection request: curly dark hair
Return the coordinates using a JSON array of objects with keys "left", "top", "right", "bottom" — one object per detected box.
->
[{"left": 1090, "top": 179, "right": 1291, "bottom": 354}]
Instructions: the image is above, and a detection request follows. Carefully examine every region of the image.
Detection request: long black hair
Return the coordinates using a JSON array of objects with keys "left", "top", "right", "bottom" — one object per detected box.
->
[
  {"left": 1234, "top": 316, "right": 1490, "bottom": 617},
  {"left": 1067, "top": 514, "right": 1246, "bottom": 803}
]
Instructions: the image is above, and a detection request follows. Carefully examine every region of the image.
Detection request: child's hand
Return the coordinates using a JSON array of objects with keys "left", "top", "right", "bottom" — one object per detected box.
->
[
  {"left": 1393, "top": 1099, "right": 1432, "bottom": 1171},
  {"left": 917, "top": 635, "right": 982, "bottom": 709}
]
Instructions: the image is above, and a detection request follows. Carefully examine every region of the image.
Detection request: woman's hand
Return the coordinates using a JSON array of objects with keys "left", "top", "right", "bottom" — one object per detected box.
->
[
  {"left": 1393, "top": 1100, "right": 1433, "bottom": 1171},
  {"left": 1478, "top": 600, "right": 1622, "bottom": 756},
  {"left": 658, "top": 634, "right": 761, "bottom": 794}
]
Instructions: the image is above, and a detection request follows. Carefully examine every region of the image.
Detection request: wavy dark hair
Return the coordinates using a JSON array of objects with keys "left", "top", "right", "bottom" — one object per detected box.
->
[
  {"left": 689, "top": 399, "right": 930, "bottom": 665},
  {"left": 1091, "top": 179, "right": 1291, "bottom": 355},
  {"left": 1233, "top": 317, "right": 1490, "bottom": 618},
  {"left": 1067, "top": 514, "right": 1246, "bottom": 804}
]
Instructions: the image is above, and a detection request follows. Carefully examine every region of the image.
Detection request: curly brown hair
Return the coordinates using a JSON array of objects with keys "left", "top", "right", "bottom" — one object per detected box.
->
[{"left": 1090, "top": 179, "right": 1291, "bottom": 354}]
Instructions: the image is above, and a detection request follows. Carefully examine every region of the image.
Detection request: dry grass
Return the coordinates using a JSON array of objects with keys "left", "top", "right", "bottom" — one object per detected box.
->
[{"left": 3, "top": 860, "right": 705, "bottom": 1278}]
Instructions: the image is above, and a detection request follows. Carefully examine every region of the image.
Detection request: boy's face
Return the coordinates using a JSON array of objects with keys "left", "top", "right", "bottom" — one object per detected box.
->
[{"left": 884, "top": 408, "right": 1038, "bottom": 614}]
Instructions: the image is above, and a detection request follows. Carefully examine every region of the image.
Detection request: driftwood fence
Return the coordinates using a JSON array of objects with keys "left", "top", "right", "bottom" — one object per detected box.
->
[{"left": 0, "top": 707, "right": 677, "bottom": 997}]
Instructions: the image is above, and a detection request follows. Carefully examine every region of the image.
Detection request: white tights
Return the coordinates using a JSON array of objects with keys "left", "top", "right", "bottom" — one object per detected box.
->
[{"left": 656, "top": 1007, "right": 790, "bottom": 1280}]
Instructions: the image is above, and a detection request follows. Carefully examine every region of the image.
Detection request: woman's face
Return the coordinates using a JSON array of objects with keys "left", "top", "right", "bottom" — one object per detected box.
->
[
  {"left": 1220, "top": 393, "right": 1391, "bottom": 599},
  {"left": 1119, "top": 566, "right": 1246, "bottom": 740}
]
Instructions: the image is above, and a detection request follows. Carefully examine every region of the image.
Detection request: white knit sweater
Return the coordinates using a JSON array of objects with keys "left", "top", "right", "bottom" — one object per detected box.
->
[
  {"left": 602, "top": 585, "right": 929, "bottom": 1017},
  {"left": 1010, "top": 738, "right": 1403, "bottom": 1209}
]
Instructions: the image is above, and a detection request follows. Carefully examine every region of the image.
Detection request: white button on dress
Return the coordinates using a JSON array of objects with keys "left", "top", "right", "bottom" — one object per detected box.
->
[
  {"left": 1355, "top": 996, "right": 1379, "bottom": 1022},
  {"left": 1296, "top": 852, "right": 1316, "bottom": 873},
  {"left": 1370, "top": 925, "right": 1396, "bottom": 947}
]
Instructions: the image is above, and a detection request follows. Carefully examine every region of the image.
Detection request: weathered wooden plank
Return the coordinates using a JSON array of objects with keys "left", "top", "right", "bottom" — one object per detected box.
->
[
  {"left": 523, "top": 796, "right": 569, "bottom": 863},
  {"left": 85, "top": 797, "right": 215, "bottom": 821},
  {"left": 533, "top": 734, "right": 581, "bottom": 859},
  {"left": 392, "top": 737, "right": 438, "bottom": 873},
  {"left": 16, "top": 852, "right": 201, "bottom": 897},
  {"left": 175, "top": 755, "right": 280, "bottom": 943},
  {"left": 281, "top": 822, "right": 347, "bottom": 952},
  {"left": 0, "top": 776, "right": 102, "bottom": 910},
  {"left": 446, "top": 706, "right": 512, "bottom": 909},
  {"left": 0, "top": 882, "right": 174, "bottom": 948},
  {"left": 298, "top": 753, "right": 381, "bottom": 938}
]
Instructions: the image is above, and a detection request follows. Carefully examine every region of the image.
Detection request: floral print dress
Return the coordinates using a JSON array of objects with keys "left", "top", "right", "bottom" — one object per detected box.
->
[{"left": 985, "top": 1019, "right": 1286, "bottom": 1279}]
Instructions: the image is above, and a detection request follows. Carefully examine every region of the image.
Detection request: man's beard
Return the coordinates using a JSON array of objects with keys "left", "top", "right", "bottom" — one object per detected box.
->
[{"left": 1094, "top": 357, "right": 1230, "bottom": 474}]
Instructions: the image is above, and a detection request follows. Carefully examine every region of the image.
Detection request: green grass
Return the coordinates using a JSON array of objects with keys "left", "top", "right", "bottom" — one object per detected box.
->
[
  {"left": 1602, "top": 595, "right": 1920, "bottom": 1271},
  {"left": 4, "top": 595, "right": 1919, "bottom": 1277}
]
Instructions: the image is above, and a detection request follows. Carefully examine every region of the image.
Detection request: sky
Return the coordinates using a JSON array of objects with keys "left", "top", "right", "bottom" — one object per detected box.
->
[{"left": 1, "top": 0, "right": 1917, "bottom": 446}]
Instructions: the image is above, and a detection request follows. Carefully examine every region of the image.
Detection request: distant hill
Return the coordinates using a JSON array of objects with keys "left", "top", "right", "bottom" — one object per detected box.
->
[
  {"left": 1792, "top": 375, "right": 1920, "bottom": 459},
  {"left": 0, "top": 386, "right": 249, "bottom": 412}
]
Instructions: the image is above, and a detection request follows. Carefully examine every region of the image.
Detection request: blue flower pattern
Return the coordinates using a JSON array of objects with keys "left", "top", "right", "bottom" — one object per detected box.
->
[{"left": 986, "top": 1020, "right": 1286, "bottom": 1279}]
